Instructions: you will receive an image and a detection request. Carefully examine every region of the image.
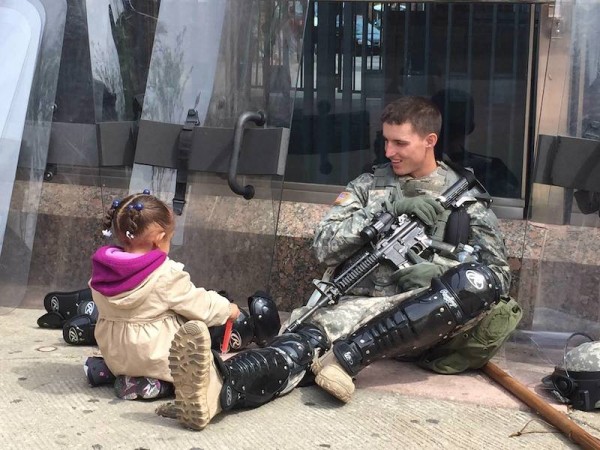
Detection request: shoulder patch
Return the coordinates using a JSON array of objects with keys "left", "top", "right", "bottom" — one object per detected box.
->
[{"left": 333, "top": 191, "right": 353, "bottom": 206}]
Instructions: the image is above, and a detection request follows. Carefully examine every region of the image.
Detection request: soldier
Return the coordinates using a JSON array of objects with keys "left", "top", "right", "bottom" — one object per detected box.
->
[{"left": 166, "top": 96, "right": 523, "bottom": 430}]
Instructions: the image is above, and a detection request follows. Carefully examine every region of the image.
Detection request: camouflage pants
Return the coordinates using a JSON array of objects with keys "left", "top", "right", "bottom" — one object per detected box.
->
[{"left": 282, "top": 288, "right": 425, "bottom": 342}]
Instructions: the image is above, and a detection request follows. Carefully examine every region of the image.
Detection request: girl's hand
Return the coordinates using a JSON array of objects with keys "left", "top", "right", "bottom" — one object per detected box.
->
[{"left": 228, "top": 303, "right": 241, "bottom": 321}]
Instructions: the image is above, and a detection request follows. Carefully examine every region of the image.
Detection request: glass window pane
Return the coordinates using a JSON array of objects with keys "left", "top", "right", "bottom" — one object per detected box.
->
[{"left": 287, "top": 1, "right": 530, "bottom": 199}]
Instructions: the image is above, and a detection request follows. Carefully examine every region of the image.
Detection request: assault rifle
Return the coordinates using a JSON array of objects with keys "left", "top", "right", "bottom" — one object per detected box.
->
[{"left": 283, "top": 174, "right": 482, "bottom": 334}]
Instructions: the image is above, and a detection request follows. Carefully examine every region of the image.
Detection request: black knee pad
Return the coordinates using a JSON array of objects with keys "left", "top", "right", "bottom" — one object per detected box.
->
[
  {"left": 77, "top": 300, "right": 98, "bottom": 322},
  {"left": 285, "top": 323, "right": 331, "bottom": 388},
  {"left": 63, "top": 314, "right": 97, "bottom": 345},
  {"left": 37, "top": 312, "right": 66, "bottom": 329},
  {"left": 209, "top": 307, "right": 255, "bottom": 352},
  {"left": 248, "top": 291, "right": 280, "bottom": 347},
  {"left": 39, "top": 288, "right": 93, "bottom": 328}
]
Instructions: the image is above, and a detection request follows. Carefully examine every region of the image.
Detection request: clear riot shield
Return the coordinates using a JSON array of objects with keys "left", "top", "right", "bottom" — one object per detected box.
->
[
  {"left": 86, "top": 0, "right": 161, "bottom": 273},
  {"left": 499, "top": 0, "right": 600, "bottom": 408},
  {"left": 1, "top": 0, "right": 159, "bottom": 316},
  {"left": 0, "top": 0, "right": 66, "bottom": 314},
  {"left": 0, "top": 0, "right": 305, "bottom": 317},
  {"left": 128, "top": 0, "right": 307, "bottom": 302}
]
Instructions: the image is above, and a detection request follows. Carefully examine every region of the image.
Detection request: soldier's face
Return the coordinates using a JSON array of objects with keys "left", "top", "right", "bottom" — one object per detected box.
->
[{"left": 383, "top": 122, "right": 438, "bottom": 178}]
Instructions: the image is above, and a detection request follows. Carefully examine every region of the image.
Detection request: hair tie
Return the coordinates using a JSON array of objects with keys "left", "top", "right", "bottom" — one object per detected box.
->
[
  {"left": 126, "top": 230, "right": 135, "bottom": 240},
  {"left": 112, "top": 199, "right": 120, "bottom": 209},
  {"left": 143, "top": 189, "right": 150, "bottom": 195},
  {"left": 102, "top": 229, "right": 112, "bottom": 237},
  {"left": 127, "top": 202, "right": 144, "bottom": 211}
]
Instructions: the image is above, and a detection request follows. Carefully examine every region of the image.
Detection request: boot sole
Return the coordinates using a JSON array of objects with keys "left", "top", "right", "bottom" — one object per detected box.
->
[{"left": 169, "top": 321, "right": 213, "bottom": 430}]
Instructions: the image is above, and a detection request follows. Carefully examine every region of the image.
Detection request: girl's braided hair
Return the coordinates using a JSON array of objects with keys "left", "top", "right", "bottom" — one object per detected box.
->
[{"left": 102, "top": 192, "right": 173, "bottom": 243}]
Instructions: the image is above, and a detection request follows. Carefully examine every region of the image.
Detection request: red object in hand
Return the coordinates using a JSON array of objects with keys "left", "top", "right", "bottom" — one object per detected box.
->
[{"left": 221, "top": 319, "right": 233, "bottom": 354}]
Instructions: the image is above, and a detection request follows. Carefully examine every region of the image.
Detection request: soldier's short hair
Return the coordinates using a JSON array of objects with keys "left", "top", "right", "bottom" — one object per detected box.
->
[{"left": 380, "top": 96, "right": 442, "bottom": 137}]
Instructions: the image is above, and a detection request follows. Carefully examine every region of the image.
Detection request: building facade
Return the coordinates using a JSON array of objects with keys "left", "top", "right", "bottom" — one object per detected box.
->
[{"left": 1, "top": 0, "right": 599, "bottom": 355}]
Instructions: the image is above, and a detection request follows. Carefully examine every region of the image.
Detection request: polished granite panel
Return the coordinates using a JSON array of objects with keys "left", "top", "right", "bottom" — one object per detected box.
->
[
  {"left": 270, "top": 235, "right": 326, "bottom": 312},
  {"left": 16, "top": 182, "right": 280, "bottom": 305},
  {"left": 272, "top": 202, "right": 531, "bottom": 308},
  {"left": 272, "top": 202, "right": 600, "bottom": 333},
  {"left": 513, "top": 222, "right": 600, "bottom": 334},
  {"left": 4, "top": 181, "right": 599, "bottom": 333}
]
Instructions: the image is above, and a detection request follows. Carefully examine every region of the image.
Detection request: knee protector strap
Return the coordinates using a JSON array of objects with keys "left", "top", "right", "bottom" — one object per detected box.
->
[
  {"left": 77, "top": 300, "right": 98, "bottom": 322},
  {"left": 293, "top": 323, "right": 331, "bottom": 357},
  {"left": 291, "top": 323, "right": 331, "bottom": 386}
]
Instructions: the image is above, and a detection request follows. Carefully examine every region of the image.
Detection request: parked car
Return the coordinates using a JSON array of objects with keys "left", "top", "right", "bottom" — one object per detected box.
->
[
  {"left": 312, "top": 6, "right": 381, "bottom": 56},
  {"left": 355, "top": 15, "right": 380, "bottom": 53}
]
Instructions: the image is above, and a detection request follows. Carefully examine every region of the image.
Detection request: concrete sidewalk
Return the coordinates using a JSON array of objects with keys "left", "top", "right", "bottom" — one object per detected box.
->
[{"left": 1, "top": 307, "right": 598, "bottom": 449}]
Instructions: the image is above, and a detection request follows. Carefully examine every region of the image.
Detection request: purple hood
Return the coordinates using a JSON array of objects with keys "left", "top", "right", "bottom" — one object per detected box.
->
[{"left": 90, "top": 246, "right": 167, "bottom": 296}]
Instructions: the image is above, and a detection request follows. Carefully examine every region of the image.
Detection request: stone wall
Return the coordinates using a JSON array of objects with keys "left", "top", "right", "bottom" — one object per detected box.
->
[
  {"left": 271, "top": 201, "right": 525, "bottom": 311},
  {"left": 7, "top": 181, "right": 600, "bottom": 335},
  {"left": 271, "top": 201, "right": 600, "bottom": 334}
]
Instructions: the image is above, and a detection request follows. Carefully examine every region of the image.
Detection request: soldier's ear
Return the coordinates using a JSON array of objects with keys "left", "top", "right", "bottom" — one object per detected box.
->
[{"left": 425, "top": 132, "right": 438, "bottom": 149}]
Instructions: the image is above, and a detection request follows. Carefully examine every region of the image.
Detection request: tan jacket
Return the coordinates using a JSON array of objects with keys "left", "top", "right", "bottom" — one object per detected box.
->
[{"left": 90, "top": 258, "right": 231, "bottom": 382}]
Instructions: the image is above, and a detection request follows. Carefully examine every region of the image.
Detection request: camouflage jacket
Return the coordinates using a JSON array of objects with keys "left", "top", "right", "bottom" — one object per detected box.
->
[{"left": 311, "top": 161, "right": 511, "bottom": 296}]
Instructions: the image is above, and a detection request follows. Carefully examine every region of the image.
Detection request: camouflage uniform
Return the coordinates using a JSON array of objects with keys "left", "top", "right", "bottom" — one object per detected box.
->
[{"left": 286, "top": 161, "right": 519, "bottom": 366}]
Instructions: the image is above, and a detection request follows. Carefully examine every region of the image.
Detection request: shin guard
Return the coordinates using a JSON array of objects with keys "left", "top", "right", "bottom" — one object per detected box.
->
[
  {"left": 219, "top": 331, "right": 317, "bottom": 410},
  {"left": 62, "top": 299, "right": 99, "bottom": 345},
  {"left": 208, "top": 291, "right": 280, "bottom": 352},
  {"left": 63, "top": 314, "right": 97, "bottom": 345},
  {"left": 332, "top": 262, "right": 501, "bottom": 376}
]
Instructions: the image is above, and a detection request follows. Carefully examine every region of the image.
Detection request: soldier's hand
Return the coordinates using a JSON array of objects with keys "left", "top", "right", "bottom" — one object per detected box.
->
[
  {"left": 397, "top": 261, "right": 444, "bottom": 291},
  {"left": 385, "top": 196, "right": 444, "bottom": 226}
]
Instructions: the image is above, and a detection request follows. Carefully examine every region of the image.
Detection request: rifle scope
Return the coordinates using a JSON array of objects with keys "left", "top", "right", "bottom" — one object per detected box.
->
[{"left": 360, "top": 211, "right": 395, "bottom": 242}]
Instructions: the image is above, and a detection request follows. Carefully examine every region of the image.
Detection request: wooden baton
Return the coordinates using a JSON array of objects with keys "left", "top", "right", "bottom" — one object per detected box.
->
[{"left": 482, "top": 361, "right": 600, "bottom": 450}]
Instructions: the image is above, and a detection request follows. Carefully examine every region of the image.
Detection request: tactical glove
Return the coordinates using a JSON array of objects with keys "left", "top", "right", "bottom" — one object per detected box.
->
[
  {"left": 385, "top": 196, "right": 444, "bottom": 227},
  {"left": 397, "top": 260, "right": 444, "bottom": 291}
]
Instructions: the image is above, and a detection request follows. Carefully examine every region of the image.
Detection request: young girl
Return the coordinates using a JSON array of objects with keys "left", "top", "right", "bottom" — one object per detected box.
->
[{"left": 88, "top": 191, "right": 239, "bottom": 400}]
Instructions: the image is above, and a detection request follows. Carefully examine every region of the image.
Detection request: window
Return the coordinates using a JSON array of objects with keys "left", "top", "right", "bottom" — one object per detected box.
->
[{"left": 285, "top": 1, "right": 532, "bottom": 203}]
